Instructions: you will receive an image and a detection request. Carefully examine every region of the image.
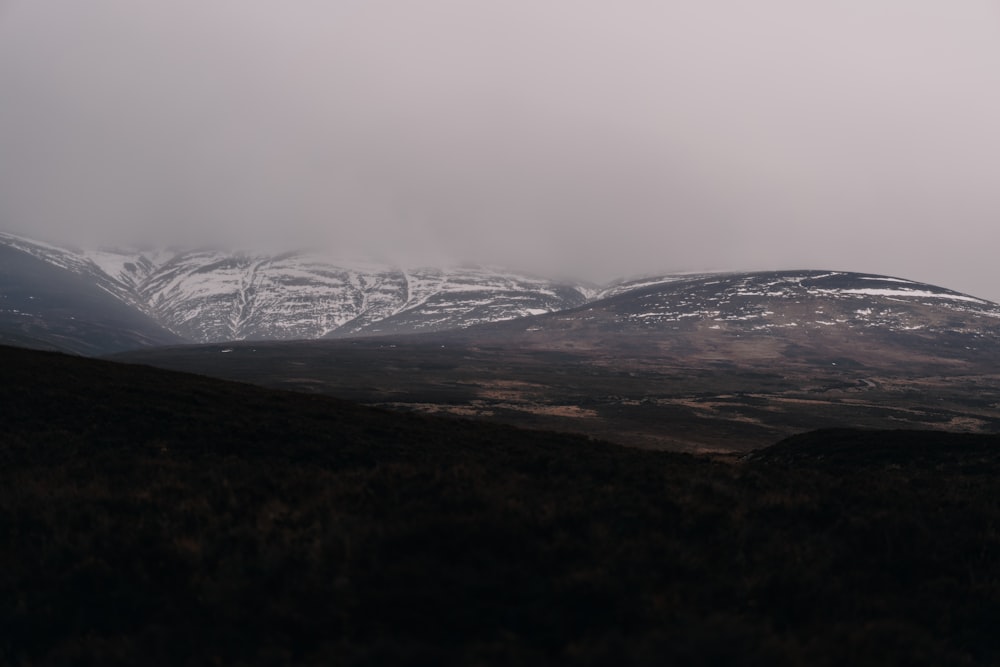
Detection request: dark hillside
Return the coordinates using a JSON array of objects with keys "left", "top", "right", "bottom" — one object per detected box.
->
[
  {"left": 3, "top": 345, "right": 1000, "bottom": 665},
  {"left": 0, "top": 245, "right": 184, "bottom": 354},
  {"left": 751, "top": 427, "right": 1000, "bottom": 467}
]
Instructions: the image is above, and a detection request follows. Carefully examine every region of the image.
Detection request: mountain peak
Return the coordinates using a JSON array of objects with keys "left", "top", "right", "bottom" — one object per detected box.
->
[{"left": 0, "top": 233, "right": 590, "bottom": 344}]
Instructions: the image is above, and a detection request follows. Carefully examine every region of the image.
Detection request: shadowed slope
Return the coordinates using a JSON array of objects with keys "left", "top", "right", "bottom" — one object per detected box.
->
[{"left": 0, "top": 245, "right": 184, "bottom": 354}]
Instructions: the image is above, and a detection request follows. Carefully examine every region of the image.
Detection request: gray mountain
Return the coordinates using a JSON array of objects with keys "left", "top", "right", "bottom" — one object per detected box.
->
[
  {"left": 0, "top": 232, "right": 590, "bottom": 346},
  {"left": 5, "top": 230, "right": 1000, "bottom": 368},
  {"left": 0, "top": 244, "right": 184, "bottom": 355},
  {"left": 500, "top": 270, "right": 1000, "bottom": 365}
]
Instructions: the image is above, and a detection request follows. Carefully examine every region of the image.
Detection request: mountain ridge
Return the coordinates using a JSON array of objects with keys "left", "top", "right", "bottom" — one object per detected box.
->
[
  {"left": 4, "top": 231, "right": 1000, "bottom": 353},
  {"left": 0, "top": 232, "right": 590, "bottom": 344}
]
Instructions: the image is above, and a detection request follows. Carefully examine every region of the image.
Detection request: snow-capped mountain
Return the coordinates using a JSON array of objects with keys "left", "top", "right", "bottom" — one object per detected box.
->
[
  {"left": 451, "top": 269, "right": 1000, "bottom": 371},
  {"left": 5, "top": 231, "right": 1000, "bottom": 360},
  {"left": 588, "top": 270, "right": 1000, "bottom": 334},
  {"left": 0, "top": 232, "right": 589, "bottom": 343}
]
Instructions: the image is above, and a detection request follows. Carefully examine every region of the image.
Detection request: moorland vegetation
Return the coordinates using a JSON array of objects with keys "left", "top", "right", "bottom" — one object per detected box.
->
[{"left": 2, "top": 345, "right": 999, "bottom": 665}]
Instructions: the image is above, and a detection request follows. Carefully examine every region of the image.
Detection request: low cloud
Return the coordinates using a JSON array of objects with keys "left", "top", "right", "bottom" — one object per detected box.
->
[{"left": 1, "top": 1, "right": 999, "bottom": 297}]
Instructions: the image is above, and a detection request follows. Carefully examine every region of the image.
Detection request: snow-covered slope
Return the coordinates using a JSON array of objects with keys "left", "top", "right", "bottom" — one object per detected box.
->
[
  {"left": 455, "top": 269, "right": 1000, "bottom": 371},
  {"left": 332, "top": 266, "right": 589, "bottom": 337},
  {"left": 0, "top": 233, "right": 590, "bottom": 343},
  {"left": 593, "top": 270, "right": 1000, "bottom": 333},
  {"left": 593, "top": 272, "right": 720, "bottom": 300},
  {"left": 5, "top": 232, "right": 999, "bottom": 354}
]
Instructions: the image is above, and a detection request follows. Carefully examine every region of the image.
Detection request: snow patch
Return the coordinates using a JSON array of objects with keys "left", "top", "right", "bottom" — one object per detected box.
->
[
  {"left": 858, "top": 276, "right": 917, "bottom": 285},
  {"left": 835, "top": 288, "right": 987, "bottom": 304}
]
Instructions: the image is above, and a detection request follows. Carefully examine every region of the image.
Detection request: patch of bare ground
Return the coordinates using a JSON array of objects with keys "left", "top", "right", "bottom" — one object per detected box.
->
[
  {"left": 377, "top": 402, "right": 498, "bottom": 418},
  {"left": 944, "top": 416, "right": 990, "bottom": 430},
  {"left": 379, "top": 401, "right": 600, "bottom": 421}
]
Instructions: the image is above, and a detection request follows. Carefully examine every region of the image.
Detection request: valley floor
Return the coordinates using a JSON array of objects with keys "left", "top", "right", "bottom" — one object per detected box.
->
[{"left": 113, "top": 338, "right": 1000, "bottom": 452}]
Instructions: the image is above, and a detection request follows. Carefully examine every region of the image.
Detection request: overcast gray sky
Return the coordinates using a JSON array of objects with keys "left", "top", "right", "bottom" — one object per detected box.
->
[{"left": 2, "top": 2, "right": 1000, "bottom": 298}]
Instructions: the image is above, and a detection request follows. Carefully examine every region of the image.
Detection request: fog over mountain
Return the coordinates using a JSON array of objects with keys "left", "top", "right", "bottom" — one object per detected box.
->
[{"left": 1, "top": 2, "right": 999, "bottom": 299}]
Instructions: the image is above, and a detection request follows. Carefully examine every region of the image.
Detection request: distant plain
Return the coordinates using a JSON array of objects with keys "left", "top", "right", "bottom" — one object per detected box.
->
[{"left": 114, "top": 329, "right": 1000, "bottom": 452}]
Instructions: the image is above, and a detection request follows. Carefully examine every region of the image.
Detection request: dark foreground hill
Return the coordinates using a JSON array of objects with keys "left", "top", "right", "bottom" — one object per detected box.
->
[{"left": 3, "top": 345, "right": 1000, "bottom": 666}]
